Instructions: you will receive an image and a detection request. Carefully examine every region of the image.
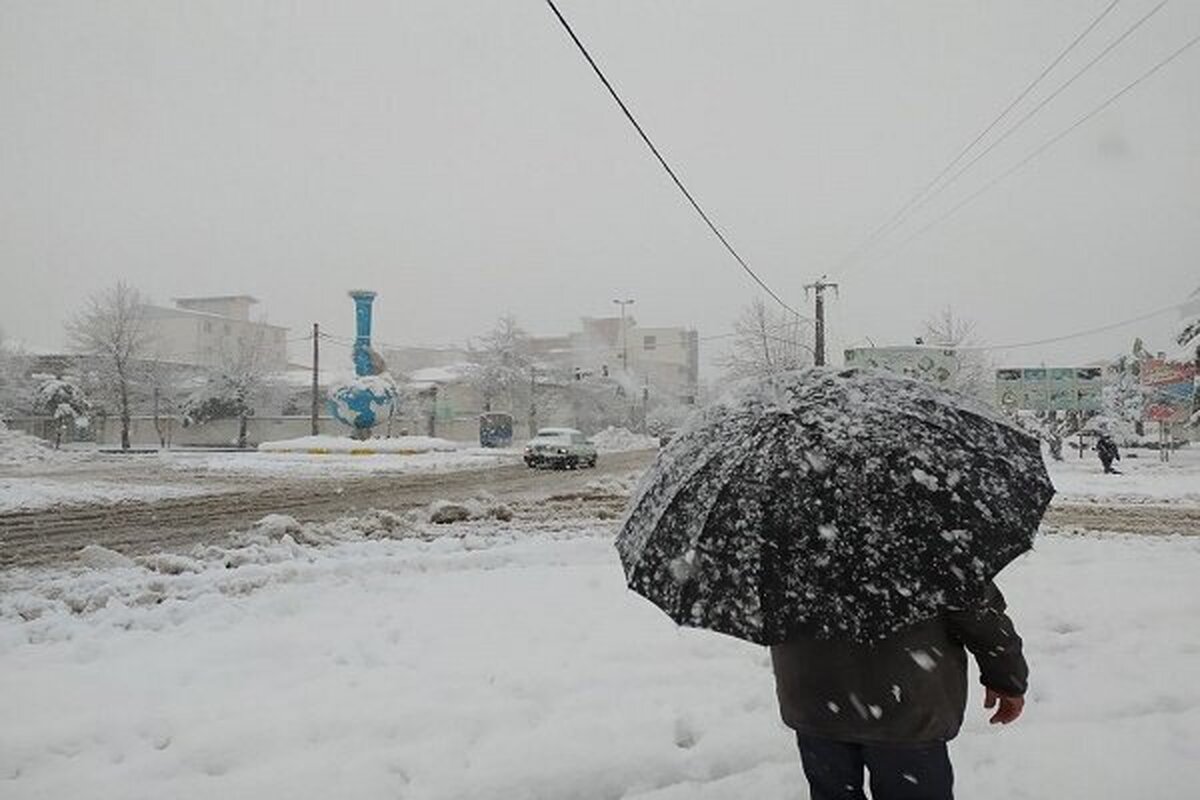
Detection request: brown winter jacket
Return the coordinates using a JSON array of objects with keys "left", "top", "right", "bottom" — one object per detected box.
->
[{"left": 769, "top": 581, "right": 1027, "bottom": 744}]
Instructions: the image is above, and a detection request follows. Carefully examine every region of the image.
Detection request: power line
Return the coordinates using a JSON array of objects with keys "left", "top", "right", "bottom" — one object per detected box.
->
[
  {"left": 543, "top": 0, "right": 800, "bottom": 316},
  {"left": 876, "top": 29, "right": 1200, "bottom": 263},
  {"left": 700, "top": 315, "right": 814, "bottom": 342},
  {"left": 834, "top": 0, "right": 1124, "bottom": 277},
  {"left": 845, "top": 1, "right": 1172, "bottom": 277},
  {"left": 960, "top": 300, "right": 1187, "bottom": 352},
  {"left": 888, "top": 0, "right": 1170, "bottom": 248}
]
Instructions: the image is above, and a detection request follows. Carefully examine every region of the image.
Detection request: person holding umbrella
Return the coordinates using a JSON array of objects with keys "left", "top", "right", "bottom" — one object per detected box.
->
[
  {"left": 617, "top": 368, "right": 1054, "bottom": 800},
  {"left": 769, "top": 578, "right": 1027, "bottom": 798}
]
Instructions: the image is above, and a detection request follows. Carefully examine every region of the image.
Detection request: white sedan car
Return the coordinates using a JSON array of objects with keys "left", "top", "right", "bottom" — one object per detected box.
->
[{"left": 523, "top": 428, "right": 598, "bottom": 469}]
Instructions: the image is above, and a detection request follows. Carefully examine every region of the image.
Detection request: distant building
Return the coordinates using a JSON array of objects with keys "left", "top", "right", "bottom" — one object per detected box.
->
[
  {"left": 380, "top": 315, "right": 701, "bottom": 432},
  {"left": 621, "top": 324, "right": 700, "bottom": 404},
  {"left": 141, "top": 295, "right": 289, "bottom": 371},
  {"left": 530, "top": 316, "right": 699, "bottom": 404}
]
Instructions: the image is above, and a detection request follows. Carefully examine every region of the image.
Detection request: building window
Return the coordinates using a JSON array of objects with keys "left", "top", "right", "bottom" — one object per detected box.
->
[{"left": 643, "top": 335, "right": 657, "bottom": 351}]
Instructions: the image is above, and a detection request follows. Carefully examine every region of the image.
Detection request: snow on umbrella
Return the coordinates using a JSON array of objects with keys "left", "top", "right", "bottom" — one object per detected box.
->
[{"left": 616, "top": 367, "right": 1055, "bottom": 645}]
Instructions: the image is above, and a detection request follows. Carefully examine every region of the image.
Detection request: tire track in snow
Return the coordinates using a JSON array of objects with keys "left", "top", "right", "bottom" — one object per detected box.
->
[{"left": 1042, "top": 503, "right": 1200, "bottom": 536}]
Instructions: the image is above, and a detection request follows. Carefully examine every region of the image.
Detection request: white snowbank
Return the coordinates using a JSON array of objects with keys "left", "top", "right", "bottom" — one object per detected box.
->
[
  {"left": 259, "top": 434, "right": 464, "bottom": 454},
  {"left": 76, "top": 544, "right": 137, "bottom": 570},
  {"left": 591, "top": 426, "right": 660, "bottom": 453},
  {"left": 0, "top": 423, "right": 85, "bottom": 469},
  {"left": 427, "top": 495, "right": 513, "bottom": 524},
  {"left": 0, "top": 520, "right": 1197, "bottom": 799},
  {"left": 164, "top": 448, "right": 518, "bottom": 479},
  {"left": 0, "top": 478, "right": 215, "bottom": 513}
]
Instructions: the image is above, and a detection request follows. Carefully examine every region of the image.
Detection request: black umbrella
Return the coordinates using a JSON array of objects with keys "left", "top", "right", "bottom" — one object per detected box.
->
[{"left": 616, "top": 367, "right": 1055, "bottom": 645}]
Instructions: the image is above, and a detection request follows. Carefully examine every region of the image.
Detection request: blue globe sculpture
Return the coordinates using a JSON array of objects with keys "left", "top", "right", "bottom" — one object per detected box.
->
[
  {"left": 328, "top": 377, "right": 397, "bottom": 433},
  {"left": 327, "top": 290, "right": 398, "bottom": 438}
]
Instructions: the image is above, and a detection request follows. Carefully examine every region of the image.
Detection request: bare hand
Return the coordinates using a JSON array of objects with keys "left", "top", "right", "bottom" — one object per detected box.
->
[{"left": 984, "top": 688, "right": 1024, "bottom": 725}]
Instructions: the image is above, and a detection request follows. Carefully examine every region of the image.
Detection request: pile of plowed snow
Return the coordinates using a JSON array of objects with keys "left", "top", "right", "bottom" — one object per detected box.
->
[{"left": 0, "top": 423, "right": 82, "bottom": 469}]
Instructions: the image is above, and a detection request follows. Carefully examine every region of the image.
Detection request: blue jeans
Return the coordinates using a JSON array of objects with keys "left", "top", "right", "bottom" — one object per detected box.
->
[{"left": 797, "top": 734, "right": 953, "bottom": 800}]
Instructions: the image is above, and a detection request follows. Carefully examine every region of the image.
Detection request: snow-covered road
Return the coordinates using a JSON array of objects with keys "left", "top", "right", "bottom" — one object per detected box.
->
[
  {"left": 1, "top": 509, "right": 1198, "bottom": 799},
  {"left": 0, "top": 450, "right": 654, "bottom": 569}
]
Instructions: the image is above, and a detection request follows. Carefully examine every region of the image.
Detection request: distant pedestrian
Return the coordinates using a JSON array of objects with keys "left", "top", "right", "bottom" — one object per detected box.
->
[{"left": 1096, "top": 433, "right": 1121, "bottom": 474}]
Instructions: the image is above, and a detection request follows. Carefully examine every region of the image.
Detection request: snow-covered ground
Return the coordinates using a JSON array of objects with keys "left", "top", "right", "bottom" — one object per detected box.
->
[
  {"left": 1, "top": 424, "right": 526, "bottom": 498},
  {"left": 158, "top": 448, "right": 521, "bottom": 479},
  {"left": 1046, "top": 446, "right": 1200, "bottom": 505},
  {"left": 0, "top": 478, "right": 216, "bottom": 513},
  {"left": 0, "top": 449, "right": 522, "bottom": 511},
  {"left": 1, "top": 512, "right": 1197, "bottom": 799}
]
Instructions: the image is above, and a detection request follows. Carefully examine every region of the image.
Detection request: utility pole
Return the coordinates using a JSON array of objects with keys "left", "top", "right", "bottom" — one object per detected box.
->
[
  {"left": 428, "top": 386, "right": 438, "bottom": 437},
  {"left": 612, "top": 298, "right": 635, "bottom": 372},
  {"left": 804, "top": 277, "right": 839, "bottom": 366},
  {"left": 641, "top": 382, "right": 650, "bottom": 433},
  {"left": 311, "top": 323, "right": 320, "bottom": 436},
  {"left": 528, "top": 365, "right": 538, "bottom": 438}
]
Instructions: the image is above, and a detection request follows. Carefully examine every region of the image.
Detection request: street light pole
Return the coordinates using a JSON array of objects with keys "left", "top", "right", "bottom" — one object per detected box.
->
[
  {"left": 613, "top": 298, "right": 635, "bottom": 373},
  {"left": 311, "top": 322, "right": 320, "bottom": 436}
]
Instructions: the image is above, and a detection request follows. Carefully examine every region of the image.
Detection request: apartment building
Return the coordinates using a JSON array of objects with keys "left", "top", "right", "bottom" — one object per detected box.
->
[{"left": 141, "top": 295, "right": 289, "bottom": 371}]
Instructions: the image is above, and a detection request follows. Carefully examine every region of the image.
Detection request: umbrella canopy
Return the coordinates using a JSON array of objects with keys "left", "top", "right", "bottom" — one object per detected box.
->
[{"left": 616, "top": 368, "right": 1055, "bottom": 645}]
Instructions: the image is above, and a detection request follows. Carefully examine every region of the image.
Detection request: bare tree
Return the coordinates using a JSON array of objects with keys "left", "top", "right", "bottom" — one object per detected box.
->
[
  {"left": 719, "top": 299, "right": 811, "bottom": 379},
  {"left": 549, "top": 368, "right": 628, "bottom": 434},
  {"left": 182, "top": 325, "right": 279, "bottom": 448},
  {"left": 467, "top": 315, "right": 532, "bottom": 413},
  {"left": 66, "top": 282, "right": 150, "bottom": 449},
  {"left": 921, "top": 306, "right": 977, "bottom": 349},
  {"left": 920, "top": 306, "right": 991, "bottom": 401}
]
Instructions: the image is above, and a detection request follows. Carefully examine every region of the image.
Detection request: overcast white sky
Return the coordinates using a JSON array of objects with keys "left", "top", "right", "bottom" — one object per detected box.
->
[{"left": 1, "top": 1, "right": 1197, "bottom": 372}]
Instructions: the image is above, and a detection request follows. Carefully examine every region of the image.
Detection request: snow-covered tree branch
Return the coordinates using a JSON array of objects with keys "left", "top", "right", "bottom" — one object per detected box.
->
[
  {"left": 467, "top": 315, "right": 533, "bottom": 414},
  {"left": 920, "top": 306, "right": 991, "bottom": 401},
  {"left": 182, "top": 324, "right": 280, "bottom": 448},
  {"left": 719, "top": 299, "right": 811, "bottom": 379},
  {"left": 32, "top": 374, "right": 91, "bottom": 448},
  {"left": 65, "top": 282, "right": 150, "bottom": 450}
]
